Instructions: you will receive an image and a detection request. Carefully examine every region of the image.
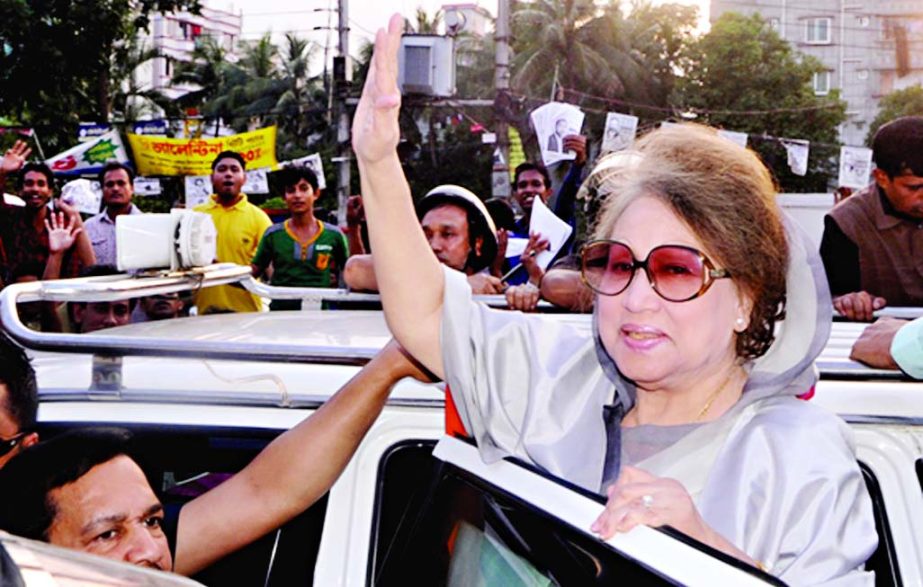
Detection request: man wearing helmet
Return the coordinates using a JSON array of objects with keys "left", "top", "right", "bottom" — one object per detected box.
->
[{"left": 344, "top": 185, "right": 504, "bottom": 294}]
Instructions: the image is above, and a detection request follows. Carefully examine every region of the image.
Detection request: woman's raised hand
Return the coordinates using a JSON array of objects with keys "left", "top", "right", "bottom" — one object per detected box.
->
[{"left": 352, "top": 14, "right": 403, "bottom": 166}]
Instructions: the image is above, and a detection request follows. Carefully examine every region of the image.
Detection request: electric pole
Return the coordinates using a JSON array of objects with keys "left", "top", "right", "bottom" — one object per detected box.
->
[
  {"left": 334, "top": 0, "right": 351, "bottom": 225},
  {"left": 492, "top": 0, "right": 511, "bottom": 198}
]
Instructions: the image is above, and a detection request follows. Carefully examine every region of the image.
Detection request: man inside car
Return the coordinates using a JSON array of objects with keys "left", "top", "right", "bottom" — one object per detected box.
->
[
  {"left": 68, "top": 266, "right": 135, "bottom": 333},
  {"left": 0, "top": 340, "right": 429, "bottom": 576},
  {"left": 0, "top": 332, "right": 39, "bottom": 470}
]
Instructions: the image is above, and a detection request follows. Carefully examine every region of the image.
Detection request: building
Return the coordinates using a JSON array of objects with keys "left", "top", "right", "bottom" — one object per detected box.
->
[
  {"left": 711, "top": 0, "right": 923, "bottom": 146},
  {"left": 134, "top": 5, "right": 243, "bottom": 102}
]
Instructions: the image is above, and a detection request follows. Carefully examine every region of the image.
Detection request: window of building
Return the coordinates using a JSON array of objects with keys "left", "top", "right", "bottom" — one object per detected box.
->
[
  {"left": 813, "top": 71, "right": 831, "bottom": 95},
  {"left": 768, "top": 17, "right": 781, "bottom": 32},
  {"left": 805, "top": 17, "right": 833, "bottom": 44},
  {"left": 856, "top": 15, "right": 870, "bottom": 28}
]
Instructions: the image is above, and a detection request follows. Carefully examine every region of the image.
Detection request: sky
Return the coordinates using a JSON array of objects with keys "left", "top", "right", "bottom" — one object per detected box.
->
[{"left": 217, "top": 0, "right": 710, "bottom": 61}]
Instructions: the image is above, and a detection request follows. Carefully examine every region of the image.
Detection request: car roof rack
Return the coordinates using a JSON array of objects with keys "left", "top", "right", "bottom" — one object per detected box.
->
[
  {"left": 0, "top": 263, "right": 558, "bottom": 365},
  {"left": 0, "top": 264, "right": 380, "bottom": 365}
]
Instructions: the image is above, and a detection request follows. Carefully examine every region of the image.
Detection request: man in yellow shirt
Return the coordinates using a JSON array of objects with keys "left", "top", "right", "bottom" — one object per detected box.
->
[{"left": 194, "top": 151, "right": 272, "bottom": 313}]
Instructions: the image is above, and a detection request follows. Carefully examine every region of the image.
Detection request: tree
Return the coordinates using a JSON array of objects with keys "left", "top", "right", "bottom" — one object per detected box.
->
[
  {"left": 109, "top": 34, "right": 177, "bottom": 122},
  {"left": 678, "top": 12, "right": 847, "bottom": 192},
  {"left": 512, "top": 0, "right": 645, "bottom": 100},
  {"left": 0, "top": 0, "right": 200, "bottom": 153},
  {"left": 410, "top": 8, "right": 443, "bottom": 34},
  {"left": 625, "top": 1, "right": 699, "bottom": 109},
  {"left": 507, "top": 1, "right": 696, "bottom": 164},
  {"left": 866, "top": 85, "right": 923, "bottom": 144},
  {"left": 174, "top": 32, "right": 330, "bottom": 182}
]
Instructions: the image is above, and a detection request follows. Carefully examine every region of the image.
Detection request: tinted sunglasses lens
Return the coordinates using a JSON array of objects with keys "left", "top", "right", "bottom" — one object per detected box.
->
[
  {"left": 647, "top": 247, "right": 706, "bottom": 301},
  {"left": 583, "top": 242, "right": 634, "bottom": 295}
]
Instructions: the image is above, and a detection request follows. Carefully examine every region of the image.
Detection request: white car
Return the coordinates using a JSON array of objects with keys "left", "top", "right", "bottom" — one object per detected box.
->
[{"left": 0, "top": 266, "right": 919, "bottom": 586}]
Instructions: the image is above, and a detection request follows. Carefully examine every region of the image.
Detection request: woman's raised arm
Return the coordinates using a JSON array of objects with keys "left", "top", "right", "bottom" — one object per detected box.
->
[{"left": 352, "top": 14, "right": 446, "bottom": 377}]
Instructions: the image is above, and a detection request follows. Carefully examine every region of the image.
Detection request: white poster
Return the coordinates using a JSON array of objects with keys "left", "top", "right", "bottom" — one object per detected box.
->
[
  {"left": 243, "top": 168, "right": 270, "bottom": 194},
  {"left": 718, "top": 130, "right": 748, "bottom": 148},
  {"left": 529, "top": 102, "right": 585, "bottom": 167},
  {"left": 601, "top": 112, "right": 639, "bottom": 153},
  {"left": 46, "top": 131, "right": 130, "bottom": 175},
  {"left": 282, "top": 153, "right": 326, "bottom": 190},
  {"left": 60, "top": 179, "right": 102, "bottom": 215},
  {"left": 838, "top": 146, "right": 873, "bottom": 188},
  {"left": 184, "top": 175, "right": 212, "bottom": 208},
  {"left": 782, "top": 140, "right": 810, "bottom": 177},
  {"left": 133, "top": 177, "right": 162, "bottom": 196}
]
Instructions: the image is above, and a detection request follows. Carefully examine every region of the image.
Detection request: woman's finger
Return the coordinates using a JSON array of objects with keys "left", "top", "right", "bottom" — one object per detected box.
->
[
  {"left": 614, "top": 500, "right": 659, "bottom": 534},
  {"left": 620, "top": 466, "right": 657, "bottom": 483}
]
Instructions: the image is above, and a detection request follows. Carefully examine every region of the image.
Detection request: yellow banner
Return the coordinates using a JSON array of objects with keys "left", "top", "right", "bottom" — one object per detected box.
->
[
  {"left": 127, "top": 126, "right": 278, "bottom": 176},
  {"left": 508, "top": 127, "right": 525, "bottom": 179}
]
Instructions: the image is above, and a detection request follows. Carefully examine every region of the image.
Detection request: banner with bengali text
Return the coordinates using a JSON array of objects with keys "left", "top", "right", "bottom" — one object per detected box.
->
[{"left": 127, "top": 126, "right": 278, "bottom": 176}]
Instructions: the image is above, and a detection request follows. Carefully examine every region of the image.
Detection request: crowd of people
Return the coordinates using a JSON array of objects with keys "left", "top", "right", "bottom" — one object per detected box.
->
[
  {"left": 0, "top": 130, "right": 592, "bottom": 330},
  {"left": 0, "top": 10, "right": 922, "bottom": 583}
]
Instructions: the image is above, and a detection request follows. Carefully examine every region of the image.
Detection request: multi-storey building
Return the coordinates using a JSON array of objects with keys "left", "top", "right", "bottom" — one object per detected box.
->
[
  {"left": 134, "top": 5, "right": 243, "bottom": 102},
  {"left": 711, "top": 0, "right": 923, "bottom": 146}
]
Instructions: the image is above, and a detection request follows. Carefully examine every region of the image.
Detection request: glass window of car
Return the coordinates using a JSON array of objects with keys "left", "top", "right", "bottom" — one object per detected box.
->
[{"left": 370, "top": 440, "right": 677, "bottom": 586}]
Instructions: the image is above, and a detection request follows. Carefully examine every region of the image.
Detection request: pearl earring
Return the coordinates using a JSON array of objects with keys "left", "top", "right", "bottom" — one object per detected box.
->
[{"left": 735, "top": 317, "right": 746, "bottom": 329}]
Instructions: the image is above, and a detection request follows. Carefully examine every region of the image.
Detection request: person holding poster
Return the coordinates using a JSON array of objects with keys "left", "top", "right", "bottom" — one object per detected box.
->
[
  {"left": 193, "top": 151, "right": 272, "bottom": 313},
  {"left": 820, "top": 117, "right": 923, "bottom": 320}
]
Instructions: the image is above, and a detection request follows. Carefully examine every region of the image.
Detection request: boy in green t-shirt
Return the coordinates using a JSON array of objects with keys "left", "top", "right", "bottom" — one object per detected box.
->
[{"left": 251, "top": 167, "right": 349, "bottom": 311}]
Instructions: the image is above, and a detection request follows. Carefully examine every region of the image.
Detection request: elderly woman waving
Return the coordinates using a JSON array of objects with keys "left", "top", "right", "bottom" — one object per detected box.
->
[{"left": 353, "top": 15, "right": 876, "bottom": 584}]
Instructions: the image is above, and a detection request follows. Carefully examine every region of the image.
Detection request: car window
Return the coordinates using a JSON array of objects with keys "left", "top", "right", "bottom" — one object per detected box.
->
[
  {"left": 39, "top": 424, "right": 327, "bottom": 587},
  {"left": 370, "top": 440, "right": 675, "bottom": 586}
]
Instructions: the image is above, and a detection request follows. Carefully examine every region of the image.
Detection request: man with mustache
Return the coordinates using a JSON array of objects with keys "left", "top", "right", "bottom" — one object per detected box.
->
[{"left": 344, "top": 185, "right": 503, "bottom": 294}]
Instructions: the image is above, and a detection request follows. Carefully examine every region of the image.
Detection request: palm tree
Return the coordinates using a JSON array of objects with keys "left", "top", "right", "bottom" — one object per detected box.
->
[
  {"left": 109, "top": 35, "right": 176, "bottom": 121},
  {"left": 511, "top": 0, "right": 647, "bottom": 101},
  {"left": 272, "top": 34, "right": 326, "bottom": 153},
  {"left": 410, "top": 8, "right": 442, "bottom": 33}
]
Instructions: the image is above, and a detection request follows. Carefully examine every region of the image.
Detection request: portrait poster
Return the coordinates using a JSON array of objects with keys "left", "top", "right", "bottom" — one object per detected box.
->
[
  {"left": 282, "top": 153, "right": 327, "bottom": 190},
  {"left": 243, "top": 168, "right": 270, "bottom": 194},
  {"left": 838, "top": 146, "right": 873, "bottom": 188},
  {"left": 717, "top": 130, "right": 748, "bottom": 149},
  {"left": 184, "top": 175, "right": 212, "bottom": 208},
  {"left": 601, "top": 113, "right": 638, "bottom": 153},
  {"left": 529, "top": 102, "right": 584, "bottom": 167},
  {"left": 782, "top": 140, "right": 810, "bottom": 177},
  {"left": 60, "top": 179, "right": 102, "bottom": 215}
]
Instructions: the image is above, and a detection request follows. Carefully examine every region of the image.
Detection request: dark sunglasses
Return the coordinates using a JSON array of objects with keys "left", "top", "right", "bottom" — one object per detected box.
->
[
  {"left": 580, "top": 240, "right": 731, "bottom": 302},
  {"left": 0, "top": 432, "right": 29, "bottom": 458}
]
